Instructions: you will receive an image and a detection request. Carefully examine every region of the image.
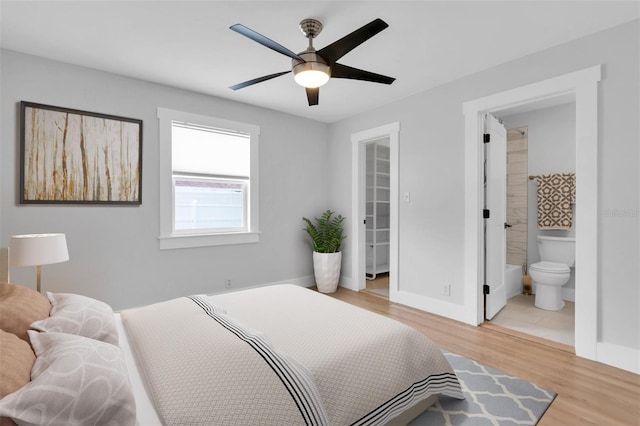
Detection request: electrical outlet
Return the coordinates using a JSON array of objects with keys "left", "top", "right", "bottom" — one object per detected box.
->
[
  {"left": 225, "top": 279, "right": 232, "bottom": 288},
  {"left": 443, "top": 284, "right": 451, "bottom": 296}
]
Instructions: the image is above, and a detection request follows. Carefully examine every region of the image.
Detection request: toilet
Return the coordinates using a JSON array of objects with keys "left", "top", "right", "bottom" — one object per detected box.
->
[{"left": 529, "top": 235, "right": 575, "bottom": 311}]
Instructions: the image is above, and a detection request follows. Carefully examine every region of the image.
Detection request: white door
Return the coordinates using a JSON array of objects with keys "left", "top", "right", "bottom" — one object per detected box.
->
[{"left": 485, "top": 114, "right": 507, "bottom": 320}]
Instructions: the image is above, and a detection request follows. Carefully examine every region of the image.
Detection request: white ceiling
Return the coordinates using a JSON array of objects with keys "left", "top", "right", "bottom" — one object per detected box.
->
[{"left": 1, "top": 1, "right": 638, "bottom": 123}]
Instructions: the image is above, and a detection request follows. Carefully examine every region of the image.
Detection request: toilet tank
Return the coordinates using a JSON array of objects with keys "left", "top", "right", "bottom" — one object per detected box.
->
[{"left": 537, "top": 236, "right": 576, "bottom": 266}]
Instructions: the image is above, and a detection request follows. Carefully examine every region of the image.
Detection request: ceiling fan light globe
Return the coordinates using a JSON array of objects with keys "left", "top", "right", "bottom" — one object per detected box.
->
[
  {"left": 294, "top": 70, "right": 329, "bottom": 88},
  {"left": 293, "top": 62, "right": 330, "bottom": 88}
]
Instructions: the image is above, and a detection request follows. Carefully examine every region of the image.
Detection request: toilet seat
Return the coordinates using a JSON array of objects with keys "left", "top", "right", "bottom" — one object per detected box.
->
[{"left": 530, "top": 261, "right": 570, "bottom": 274}]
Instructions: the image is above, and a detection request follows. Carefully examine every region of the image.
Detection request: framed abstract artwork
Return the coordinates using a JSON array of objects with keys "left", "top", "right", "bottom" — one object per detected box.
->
[{"left": 20, "top": 101, "right": 142, "bottom": 204}]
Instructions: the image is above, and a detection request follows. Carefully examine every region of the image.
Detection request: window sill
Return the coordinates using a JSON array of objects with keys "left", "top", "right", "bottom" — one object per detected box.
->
[{"left": 159, "top": 231, "right": 260, "bottom": 250}]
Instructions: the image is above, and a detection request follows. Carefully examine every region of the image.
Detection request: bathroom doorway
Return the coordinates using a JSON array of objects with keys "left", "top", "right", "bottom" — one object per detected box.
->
[
  {"left": 488, "top": 105, "right": 577, "bottom": 348},
  {"left": 463, "top": 65, "right": 600, "bottom": 361}
]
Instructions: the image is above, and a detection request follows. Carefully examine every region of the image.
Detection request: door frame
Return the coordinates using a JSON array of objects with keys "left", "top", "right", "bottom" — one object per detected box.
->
[
  {"left": 350, "top": 122, "right": 400, "bottom": 299},
  {"left": 462, "top": 65, "right": 601, "bottom": 361}
]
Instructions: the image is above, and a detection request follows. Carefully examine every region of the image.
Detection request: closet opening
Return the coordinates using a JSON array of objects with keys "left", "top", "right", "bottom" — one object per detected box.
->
[
  {"left": 364, "top": 139, "right": 391, "bottom": 298},
  {"left": 350, "top": 122, "right": 399, "bottom": 301}
]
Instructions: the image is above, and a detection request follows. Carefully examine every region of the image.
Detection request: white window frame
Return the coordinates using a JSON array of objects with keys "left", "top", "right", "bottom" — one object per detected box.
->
[{"left": 158, "top": 107, "right": 260, "bottom": 249}]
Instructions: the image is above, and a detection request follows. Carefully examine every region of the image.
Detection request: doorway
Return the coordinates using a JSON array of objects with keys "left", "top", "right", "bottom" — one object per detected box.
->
[
  {"left": 350, "top": 122, "right": 399, "bottom": 300},
  {"left": 463, "top": 65, "right": 601, "bottom": 361},
  {"left": 364, "top": 139, "right": 391, "bottom": 297},
  {"left": 489, "top": 102, "right": 578, "bottom": 349}
]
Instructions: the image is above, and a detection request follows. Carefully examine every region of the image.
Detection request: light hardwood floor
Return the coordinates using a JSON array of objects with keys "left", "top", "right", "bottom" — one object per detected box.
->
[{"left": 326, "top": 287, "right": 640, "bottom": 426}]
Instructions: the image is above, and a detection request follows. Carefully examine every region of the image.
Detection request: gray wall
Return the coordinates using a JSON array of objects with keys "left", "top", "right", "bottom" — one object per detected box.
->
[
  {"left": 1, "top": 20, "right": 638, "bottom": 353},
  {"left": 328, "top": 21, "right": 639, "bottom": 350},
  {"left": 1, "top": 49, "right": 330, "bottom": 310},
  {"left": 501, "top": 103, "right": 577, "bottom": 291}
]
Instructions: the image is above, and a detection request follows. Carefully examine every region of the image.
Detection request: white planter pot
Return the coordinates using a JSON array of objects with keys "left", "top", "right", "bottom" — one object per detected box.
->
[{"left": 313, "top": 251, "right": 342, "bottom": 293}]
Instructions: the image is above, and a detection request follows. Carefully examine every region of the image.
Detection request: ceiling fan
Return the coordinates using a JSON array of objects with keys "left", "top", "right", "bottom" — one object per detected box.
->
[{"left": 229, "top": 18, "right": 395, "bottom": 106}]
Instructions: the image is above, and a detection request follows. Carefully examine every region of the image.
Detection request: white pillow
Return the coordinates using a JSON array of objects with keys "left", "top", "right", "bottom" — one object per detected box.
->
[
  {"left": 0, "top": 331, "right": 136, "bottom": 426},
  {"left": 30, "top": 292, "right": 118, "bottom": 345}
]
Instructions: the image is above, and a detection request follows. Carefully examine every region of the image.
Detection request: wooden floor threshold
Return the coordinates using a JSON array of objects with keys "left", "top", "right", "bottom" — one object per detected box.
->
[
  {"left": 480, "top": 321, "right": 575, "bottom": 354},
  {"left": 359, "top": 288, "right": 389, "bottom": 300}
]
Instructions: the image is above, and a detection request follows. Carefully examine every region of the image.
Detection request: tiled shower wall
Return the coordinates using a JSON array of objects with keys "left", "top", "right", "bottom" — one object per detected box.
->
[{"left": 506, "top": 127, "right": 528, "bottom": 269}]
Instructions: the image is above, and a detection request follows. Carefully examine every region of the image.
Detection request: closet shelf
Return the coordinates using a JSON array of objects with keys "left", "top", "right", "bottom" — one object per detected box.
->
[{"left": 365, "top": 142, "right": 390, "bottom": 281}]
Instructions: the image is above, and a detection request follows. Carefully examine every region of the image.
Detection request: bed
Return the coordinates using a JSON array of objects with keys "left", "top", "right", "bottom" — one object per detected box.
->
[{"left": 0, "top": 282, "right": 463, "bottom": 425}]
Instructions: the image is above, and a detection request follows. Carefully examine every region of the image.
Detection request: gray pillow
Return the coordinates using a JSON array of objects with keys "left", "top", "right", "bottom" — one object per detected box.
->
[
  {"left": 0, "top": 331, "right": 136, "bottom": 426},
  {"left": 30, "top": 292, "right": 118, "bottom": 345}
]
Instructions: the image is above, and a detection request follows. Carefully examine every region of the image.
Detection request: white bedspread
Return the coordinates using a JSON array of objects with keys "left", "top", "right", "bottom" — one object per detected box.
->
[
  {"left": 115, "top": 314, "right": 162, "bottom": 426},
  {"left": 121, "top": 284, "right": 462, "bottom": 425}
]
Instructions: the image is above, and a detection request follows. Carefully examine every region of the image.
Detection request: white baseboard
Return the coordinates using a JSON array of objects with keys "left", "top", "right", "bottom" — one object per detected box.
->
[
  {"left": 597, "top": 342, "right": 640, "bottom": 374},
  {"left": 257, "top": 274, "right": 354, "bottom": 291},
  {"left": 263, "top": 275, "right": 315, "bottom": 288},
  {"left": 338, "top": 276, "right": 467, "bottom": 323},
  {"left": 212, "top": 276, "right": 315, "bottom": 295},
  {"left": 338, "top": 275, "right": 357, "bottom": 291},
  {"left": 393, "top": 290, "right": 469, "bottom": 323}
]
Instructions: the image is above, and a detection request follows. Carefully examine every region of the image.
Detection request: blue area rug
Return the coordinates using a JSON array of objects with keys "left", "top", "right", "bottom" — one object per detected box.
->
[{"left": 409, "top": 351, "right": 556, "bottom": 426}]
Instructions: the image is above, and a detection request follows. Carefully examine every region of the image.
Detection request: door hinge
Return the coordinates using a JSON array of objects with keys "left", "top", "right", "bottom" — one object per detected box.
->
[
  {"left": 483, "top": 133, "right": 490, "bottom": 143},
  {"left": 483, "top": 284, "right": 490, "bottom": 295},
  {"left": 483, "top": 209, "right": 490, "bottom": 219}
]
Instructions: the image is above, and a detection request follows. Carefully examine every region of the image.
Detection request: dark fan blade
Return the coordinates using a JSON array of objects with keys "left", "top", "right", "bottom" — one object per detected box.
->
[
  {"left": 230, "top": 24, "right": 303, "bottom": 61},
  {"left": 229, "top": 71, "right": 291, "bottom": 90},
  {"left": 330, "top": 63, "right": 395, "bottom": 84},
  {"left": 317, "top": 18, "right": 388, "bottom": 63},
  {"left": 306, "top": 87, "right": 319, "bottom": 106}
]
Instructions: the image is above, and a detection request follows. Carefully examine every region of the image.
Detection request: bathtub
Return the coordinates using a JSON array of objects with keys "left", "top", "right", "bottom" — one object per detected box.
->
[{"left": 505, "top": 264, "right": 523, "bottom": 299}]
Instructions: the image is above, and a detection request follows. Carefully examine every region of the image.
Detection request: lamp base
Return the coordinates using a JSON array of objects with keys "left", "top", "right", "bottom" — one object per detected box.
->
[{"left": 36, "top": 264, "right": 42, "bottom": 294}]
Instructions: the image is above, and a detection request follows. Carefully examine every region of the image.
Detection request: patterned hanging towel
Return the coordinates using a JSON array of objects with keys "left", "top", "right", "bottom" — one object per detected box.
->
[{"left": 535, "top": 172, "right": 576, "bottom": 230}]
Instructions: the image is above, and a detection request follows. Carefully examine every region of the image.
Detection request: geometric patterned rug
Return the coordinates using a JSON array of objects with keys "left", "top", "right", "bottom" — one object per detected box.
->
[{"left": 409, "top": 351, "right": 557, "bottom": 425}]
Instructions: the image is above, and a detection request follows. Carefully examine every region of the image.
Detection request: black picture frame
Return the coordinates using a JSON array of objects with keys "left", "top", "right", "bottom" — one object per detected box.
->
[{"left": 20, "top": 101, "right": 142, "bottom": 205}]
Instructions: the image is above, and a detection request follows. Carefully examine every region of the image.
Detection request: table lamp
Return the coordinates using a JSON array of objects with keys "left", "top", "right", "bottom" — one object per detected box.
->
[{"left": 10, "top": 233, "right": 69, "bottom": 293}]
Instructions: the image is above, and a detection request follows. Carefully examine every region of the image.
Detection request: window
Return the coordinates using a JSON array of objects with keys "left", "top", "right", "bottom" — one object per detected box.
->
[
  {"left": 158, "top": 108, "right": 259, "bottom": 249},
  {"left": 172, "top": 123, "right": 249, "bottom": 233}
]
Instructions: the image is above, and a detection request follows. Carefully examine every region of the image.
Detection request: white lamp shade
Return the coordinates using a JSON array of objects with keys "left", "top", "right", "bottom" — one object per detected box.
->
[{"left": 10, "top": 233, "right": 69, "bottom": 267}]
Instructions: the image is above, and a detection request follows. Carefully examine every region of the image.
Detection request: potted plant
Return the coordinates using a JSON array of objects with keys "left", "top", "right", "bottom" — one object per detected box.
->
[{"left": 302, "top": 210, "right": 346, "bottom": 293}]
